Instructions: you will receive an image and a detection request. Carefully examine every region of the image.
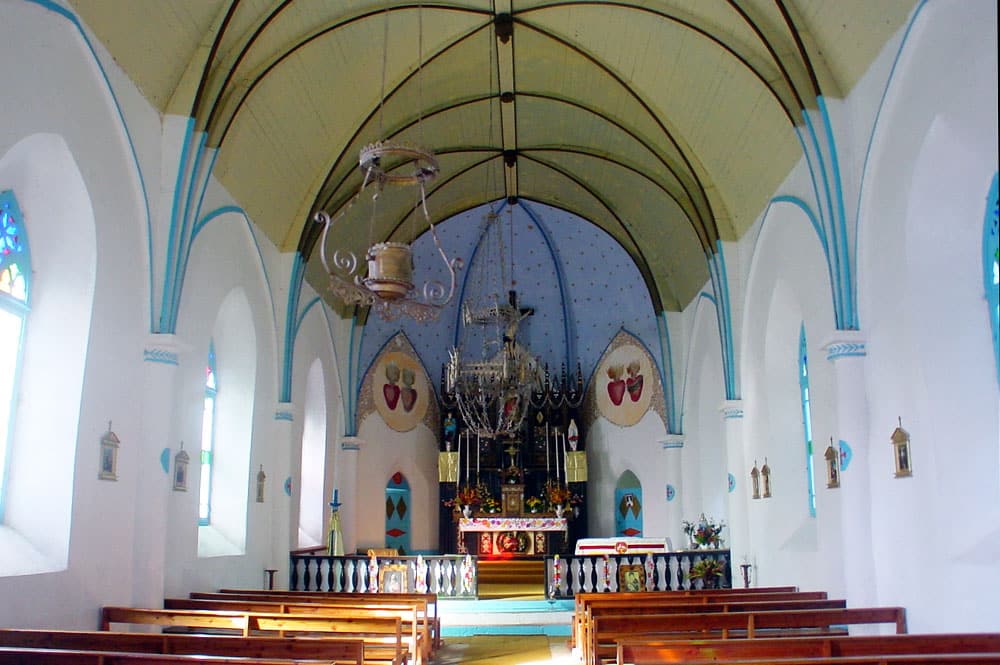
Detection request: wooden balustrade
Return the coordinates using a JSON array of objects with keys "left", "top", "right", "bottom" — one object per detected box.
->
[
  {"left": 288, "top": 553, "right": 476, "bottom": 598},
  {"left": 545, "top": 549, "right": 731, "bottom": 598}
]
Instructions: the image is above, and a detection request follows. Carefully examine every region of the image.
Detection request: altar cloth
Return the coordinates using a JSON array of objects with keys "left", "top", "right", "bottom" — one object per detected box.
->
[
  {"left": 574, "top": 537, "right": 672, "bottom": 556},
  {"left": 459, "top": 516, "right": 567, "bottom": 532}
]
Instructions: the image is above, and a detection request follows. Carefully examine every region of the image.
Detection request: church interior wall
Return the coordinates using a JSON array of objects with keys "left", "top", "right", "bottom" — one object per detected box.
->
[
  {"left": 0, "top": 0, "right": 995, "bottom": 635},
  {"left": 852, "top": 0, "right": 999, "bottom": 630},
  {"left": 355, "top": 413, "right": 440, "bottom": 554},
  {"left": 678, "top": 297, "right": 728, "bottom": 540}
]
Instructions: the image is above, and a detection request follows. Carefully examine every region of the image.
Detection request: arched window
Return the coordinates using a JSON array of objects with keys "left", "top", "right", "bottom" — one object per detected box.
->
[
  {"left": 984, "top": 174, "right": 999, "bottom": 386},
  {"left": 199, "top": 341, "right": 217, "bottom": 526},
  {"left": 799, "top": 324, "right": 817, "bottom": 518},
  {"left": 0, "top": 191, "right": 30, "bottom": 521}
]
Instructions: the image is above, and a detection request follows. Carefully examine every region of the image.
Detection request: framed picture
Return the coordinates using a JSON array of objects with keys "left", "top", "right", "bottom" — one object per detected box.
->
[
  {"left": 378, "top": 563, "right": 409, "bottom": 593},
  {"left": 618, "top": 563, "right": 646, "bottom": 592}
]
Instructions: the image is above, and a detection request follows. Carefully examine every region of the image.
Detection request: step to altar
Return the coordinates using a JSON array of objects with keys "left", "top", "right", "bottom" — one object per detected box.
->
[
  {"left": 476, "top": 558, "right": 546, "bottom": 599},
  {"left": 438, "top": 598, "right": 573, "bottom": 637}
]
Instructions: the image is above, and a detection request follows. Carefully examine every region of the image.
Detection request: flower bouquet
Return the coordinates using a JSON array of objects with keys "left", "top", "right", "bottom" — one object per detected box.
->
[
  {"left": 687, "top": 558, "right": 727, "bottom": 588},
  {"left": 545, "top": 480, "right": 571, "bottom": 508},
  {"left": 525, "top": 496, "right": 544, "bottom": 513},
  {"left": 481, "top": 495, "right": 501, "bottom": 513},
  {"left": 682, "top": 513, "right": 726, "bottom": 549}
]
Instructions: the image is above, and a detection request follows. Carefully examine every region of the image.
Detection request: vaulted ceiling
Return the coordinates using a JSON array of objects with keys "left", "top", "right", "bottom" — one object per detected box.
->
[{"left": 68, "top": 0, "right": 915, "bottom": 314}]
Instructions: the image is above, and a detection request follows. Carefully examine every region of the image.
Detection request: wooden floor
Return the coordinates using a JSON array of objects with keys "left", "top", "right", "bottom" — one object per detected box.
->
[{"left": 431, "top": 634, "right": 573, "bottom": 664}]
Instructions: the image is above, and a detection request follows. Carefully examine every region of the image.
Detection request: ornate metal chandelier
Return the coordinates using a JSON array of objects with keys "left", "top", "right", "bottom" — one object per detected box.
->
[
  {"left": 443, "top": 210, "right": 542, "bottom": 439},
  {"left": 312, "top": 4, "right": 460, "bottom": 323},
  {"left": 313, "top": 140, "right": 461, "bottom": 322}
]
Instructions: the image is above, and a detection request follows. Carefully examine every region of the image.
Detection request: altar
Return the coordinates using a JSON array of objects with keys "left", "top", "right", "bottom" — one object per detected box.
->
[{"left": 459, "top": 516, "right": 568, "bottom": 556}]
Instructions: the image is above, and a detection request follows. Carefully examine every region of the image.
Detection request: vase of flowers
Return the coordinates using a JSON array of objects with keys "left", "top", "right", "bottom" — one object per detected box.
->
[
  {"left": 682, "top": 513, "right": 726, "bottom": 549},
  {"left": 545, "top": 480, "right": 571, "bottom": 513},
  {"left": 687, "top": 558, "right": 726, "bottom": 588},
  {"left": 525, "top": 496, "right": 544, "bottom": 513},
  {"left": 481, "top": 496, "right": 501, "bottom": 514}
]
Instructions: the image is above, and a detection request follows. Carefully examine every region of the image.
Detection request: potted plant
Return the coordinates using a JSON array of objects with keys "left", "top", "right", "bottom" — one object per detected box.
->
[
  {"left": 687, "top": 558, "right": 727, "bottom": 588},
  {"left": 525, "top": 496, "right": 544, "bottom": 513}
]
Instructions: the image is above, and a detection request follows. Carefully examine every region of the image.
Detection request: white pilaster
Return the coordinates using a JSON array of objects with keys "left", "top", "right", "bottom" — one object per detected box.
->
[
  {"left": 134, "top": 334, "right": 184, "bottom": 607},
  {"left": 660, "top": 434, "right": 684, "bottom": 547},
  {"left": 337, "top": 437, "right": 363, "bottom": 555},
  {"left": 823, "top": 331, "right": 876, "bottom": 607},
  {"left": 269, "top": 403, "right": 296, "bottom": 588},
  {"left": 719, "top": 400, "right": 749, "bottom": 566}
]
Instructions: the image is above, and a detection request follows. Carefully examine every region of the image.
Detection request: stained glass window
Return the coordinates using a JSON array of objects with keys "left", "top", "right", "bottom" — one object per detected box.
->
[
  {"left": 799, "top": 325, "right": 817, "bottom": 518},
  {"left": 0, "top": 191, "right": 30, "bottom": 521},
  {"left": 199, "top": 341, "right": 217, "bottom": 525},
  {"left": 984, "top": 175, "right": 999, "bottom": 386}
]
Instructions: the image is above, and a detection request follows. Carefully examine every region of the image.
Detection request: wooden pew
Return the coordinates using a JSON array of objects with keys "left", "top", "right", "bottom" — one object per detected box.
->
[
  {"left": 573, "top": 588, "right": 825, "bottom": 648},
  {"left": 588, "top": 606, "right": 908, "bottom": 665},
  {"left": 215, "top": 589, "right": 440, "bottom": 650},
  {"left": 574, "top": 593, "right": 847, "bottom": 644},
  {"left": 0, "top": 628, "right": 365, "bottom": 664},
  {"left": 100, "top": 607, "right": 407, "bottom": 665},
  {"left": 615, "top": 632, "right": 1000, "bottom": 665},
  {"left": 616, "top": 656, "right": 995, "bottom": 665},
  {"left": 0, "top": 648, "right": 313, "bottom": 664},
  {"left": 165, "top": 597, "right": 426, "bottom": 664}
]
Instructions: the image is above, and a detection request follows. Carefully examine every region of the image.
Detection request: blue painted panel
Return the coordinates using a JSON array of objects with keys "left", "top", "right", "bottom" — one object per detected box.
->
[{"left": 615, "top": 484, "right": 643, "bottom": 538}]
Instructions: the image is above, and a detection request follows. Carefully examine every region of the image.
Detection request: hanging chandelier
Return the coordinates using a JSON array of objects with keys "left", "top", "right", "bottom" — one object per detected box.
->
[
  {"left": 313, "top": 4, "right": 460, "bottom": 323},
  {"left": 313, "top": 140, "right": 460, "bottom": 322},
  {"left": 443, "top": 209, "right": 542, "bottom": 439}
]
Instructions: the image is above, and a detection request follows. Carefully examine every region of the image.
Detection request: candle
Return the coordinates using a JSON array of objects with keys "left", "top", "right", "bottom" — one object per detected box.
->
[
  {"left": 476, "top": 433, "right": 480, "bottom": 479},
  {"left": 555, "top": 429, "right": 560, "bottom": 482},
  {"left": 563, "top": 432, "right": 569, "bottom": 483},
  {"left": 465, "top": 433, "right": 470, "bottom": 483},
  {"left": 456, "top": 433, "right": 461, "bottom": 491},
  {"left": 333, "top": 489, "right": 339, "bottom": 505},
  {"left": 545, "top": 424, "right": 550, "bottom": 475}
]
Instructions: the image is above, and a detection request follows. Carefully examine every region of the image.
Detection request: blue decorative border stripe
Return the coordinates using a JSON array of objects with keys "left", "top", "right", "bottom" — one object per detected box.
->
[
  {"left": 341, "top": 440, "right": 361, "bottom": 451},
  {"left": 826, "top": 343, "right": 866, "bottom": 360},
  {"left": 274, "top": 411, "right": 294, "bottom": 422},
  {"left": 143, "top": 348, "right": 179, "bottom": 365}
]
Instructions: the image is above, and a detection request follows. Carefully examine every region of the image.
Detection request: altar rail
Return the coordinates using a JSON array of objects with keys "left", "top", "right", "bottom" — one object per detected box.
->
[
  {"left": 544, "top": 549, "right": 731, "bottom": 598},
  {"left": 289, "top": 552, "right": 478, "bottom": 598}
]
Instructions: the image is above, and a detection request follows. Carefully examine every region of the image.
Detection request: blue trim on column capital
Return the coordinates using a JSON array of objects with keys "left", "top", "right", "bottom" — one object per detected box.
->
[
  {"left": 720, "top": 400, "right": 744, "bottom": 419},
  {"left": 143, "top": 348, "right": 179, "bottom": 365},
  {"left": 660, "top": 435, "right": 684, "bottom": 450},
  {"left": 825, "top": 342, "right": 867, "bottom": 360}
]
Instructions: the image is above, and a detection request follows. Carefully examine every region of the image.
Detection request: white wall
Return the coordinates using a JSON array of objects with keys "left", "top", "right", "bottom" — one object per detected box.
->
[
  {"left": 0, "top": 0, "right": 996, "bottom": 635},
  {"left": 853, "top": 0, "right": 999, "bottom": 631}
]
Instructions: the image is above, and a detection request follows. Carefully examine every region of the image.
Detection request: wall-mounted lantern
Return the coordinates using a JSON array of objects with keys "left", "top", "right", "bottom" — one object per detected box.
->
[
  {"left": 173, "top": 442, "right": 190, "bottom": 491},
  {"left": 760, "top": 458, "right": 772, "bottom": 498},
  {"left": 99, "top": 421, "right": 120, "bottom": 481},
  {"left": 256, "top": 465, "right": 266, "bottom": 503},
  {"left": 824, "top": 437, "right": 840, "bottom": 488},
  {"left": 750, "top": 461, "right": 760, "bottom": 499},
  {"left": 890, "top": 417, "right": 912, "bottom": 478}
]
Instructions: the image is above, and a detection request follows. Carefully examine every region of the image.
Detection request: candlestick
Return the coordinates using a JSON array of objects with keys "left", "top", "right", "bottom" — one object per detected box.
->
[
  {"left": 465, "top": 433, "right": 470, "bottom": 483},
  {"left": 456, "top": 432, "right": 461, "bottom": 491},
  {"left": 545, "top": 424, "right": 550, "bottom": 475},
  {"left": 476, "top": 433, "right": 480, "bottom": 479},
  {"left": 562, "top": 432, "right": 569, "bottom": 484},
  {"left": 555, "top": 429, "right": 560, "bottom": 482}
]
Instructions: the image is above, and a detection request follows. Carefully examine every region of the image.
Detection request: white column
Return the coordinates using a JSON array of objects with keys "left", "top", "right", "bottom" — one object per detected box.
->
[
  {"left": 823, "top": 332, "right": 876, "bottom": 607},
  {"left": 659, "top": 434, "right": 685, "bottom": 548},
  {"left": 133, "top": 334, "right": 184, "bottom": 607},
  {"left": 269, "top": 403, "right": 296, "bottom": 589},
  {"left": 719, "top": 400, "right": 749, "bottom": 570},
  {"left": 336, "top": 437, "right": 363, "bottom": 556}
]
